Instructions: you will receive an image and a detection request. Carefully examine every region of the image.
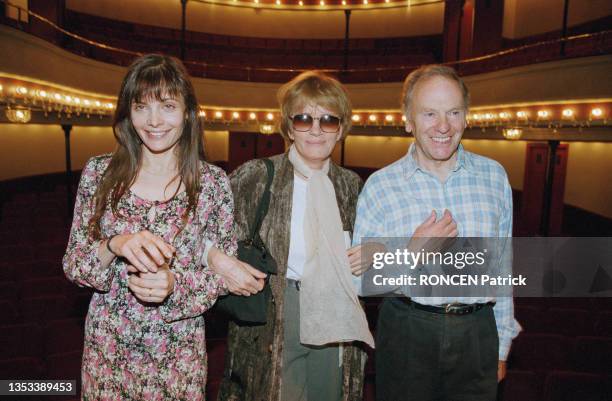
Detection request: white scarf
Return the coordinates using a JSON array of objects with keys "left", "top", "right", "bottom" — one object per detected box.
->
[{"left": 288, "top": 145, "right": 374, "bottom": 348}]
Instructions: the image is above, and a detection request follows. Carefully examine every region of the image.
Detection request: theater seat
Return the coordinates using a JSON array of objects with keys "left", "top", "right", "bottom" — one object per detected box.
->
[
  {"left": 572, "top": 336, "right": 612, "bottom": 374},
  {"left": 542, "top": 308, "right": 596, "bottom": 337},
  {"left": 542, "top": 371, "right": 608, "bottom": 401},
  {"left": 0, "top": 300, "right": 19, "bottom": 324},
  {"left": 204, "top": 308, "right": 229, "bottom": 339},
  {"left": 0, "top": 357, "right": 44, "bottom": 379},
  {"left": 514, "top": 305, "right": 543, "bottom": 333},
  {"left": 44, "top": 318, "right": 85, "bottom": 355},
  {"left": 21, "top": 277, "right": 69, "bottom": 298},
  {"left": 21, "top": 296, "right": 73, "bottom": 323},
  {"left": 0, "top": 281, "right": 19, "bottom": 300},
  {"left": 364, "top": 346, "right": 375, "bottom": 375},
  {"left": 206, "top": 338, "right": 227, "bottom": 379},
  {"left": 508, "top": 333, "right": 572, "bottom": 372},
  {"left": 363, "top": 373, "right": 376, "bottom": 401},
  {"left": 206, "top": 378, "right": 222, "bottom": 401},
  {"left": 595, "top": 311, "right": 612, "bottom": 337},
  {"left": 498, "top": 370, "right": 542, "bottom": 401},
  {"left": 0, "top": 323, "right": 43, "bottom": 359},
  {"left": 46, "top": 350, "right": 82, "bottom": 380}
]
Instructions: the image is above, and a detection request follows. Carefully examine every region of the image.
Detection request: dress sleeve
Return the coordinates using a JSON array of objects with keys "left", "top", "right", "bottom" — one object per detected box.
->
[
  {"left": 159, "top": 168, "right": 237, "bottom": 322},
  {"left": 62, "top": 157, "right": 115, "bottom": 291}
]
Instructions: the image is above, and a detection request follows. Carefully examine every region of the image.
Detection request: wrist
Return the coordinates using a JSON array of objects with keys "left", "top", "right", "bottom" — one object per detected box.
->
[
  {"left": 106, "top": 234, "right": 118, "bottom": 256},
  {"left": 207, "top": 246, "right": 223, "bottom": 269}
]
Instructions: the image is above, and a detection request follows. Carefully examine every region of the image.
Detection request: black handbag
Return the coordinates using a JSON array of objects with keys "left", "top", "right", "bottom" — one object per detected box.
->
[{"left": 216, "top": 158, "right": 277, "bottom": 324}]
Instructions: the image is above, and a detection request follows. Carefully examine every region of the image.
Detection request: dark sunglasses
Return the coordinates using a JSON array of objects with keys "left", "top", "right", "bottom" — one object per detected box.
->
[{"left": 290, "top": 113, "right": 342, "bottom": 133}]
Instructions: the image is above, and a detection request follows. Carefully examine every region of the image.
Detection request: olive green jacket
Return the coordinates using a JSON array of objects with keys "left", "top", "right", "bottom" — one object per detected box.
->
[{"left": 217, "top": 152, "right": 367, "bottom": 401}]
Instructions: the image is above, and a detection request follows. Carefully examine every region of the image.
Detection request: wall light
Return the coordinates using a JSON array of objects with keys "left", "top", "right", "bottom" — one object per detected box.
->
[
  {"left": 537, "top": 110, "right": 549, "bottom": 118},
  {"left": 502, "top": 128, "right": 522, "bottom": 140},
  {"left": 6, "top": 107, "right": 32, "bottom": 123},
  {"left": 591, "top": 108, "right": 603, "bottom": 118},
  {"left": 259, "top": 124, "right": 274, "bottom": 134}
]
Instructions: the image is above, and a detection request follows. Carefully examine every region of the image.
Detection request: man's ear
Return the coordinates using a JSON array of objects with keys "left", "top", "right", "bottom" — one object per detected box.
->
[{"left": 404, "top": 117, "right": 413, "bottom": 134}]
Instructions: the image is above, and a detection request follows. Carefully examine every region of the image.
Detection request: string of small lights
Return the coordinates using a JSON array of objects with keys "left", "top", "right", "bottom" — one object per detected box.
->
[
  {"left": 1, "top": 75, "right": 609, "bottom": 138},
  {"left": 190, "top": 0, "right": 439, "bottom": 12}
]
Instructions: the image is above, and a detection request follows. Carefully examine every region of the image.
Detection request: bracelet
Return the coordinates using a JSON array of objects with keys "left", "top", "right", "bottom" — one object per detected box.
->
[{"left": 106, "top": 234, "right": 118, "bottom": 255}]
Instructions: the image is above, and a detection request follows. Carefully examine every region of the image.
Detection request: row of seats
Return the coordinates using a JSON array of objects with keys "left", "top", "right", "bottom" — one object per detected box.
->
[
  {"left": 65, "top": 10, "right": 442, "bottom": 55},
  {"left": 515, "top": 306, "right": 612, "bottom": 337}
]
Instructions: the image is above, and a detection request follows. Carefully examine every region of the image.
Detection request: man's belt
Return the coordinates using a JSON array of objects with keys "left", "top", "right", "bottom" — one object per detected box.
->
[{"left": 398, "top": 297, "right": 495, "bottom": 315}]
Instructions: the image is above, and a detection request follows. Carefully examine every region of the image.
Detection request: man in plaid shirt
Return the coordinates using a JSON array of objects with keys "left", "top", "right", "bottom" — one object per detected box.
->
[{"left": 353, "top": 65, "right": 521, "bottom": 401}]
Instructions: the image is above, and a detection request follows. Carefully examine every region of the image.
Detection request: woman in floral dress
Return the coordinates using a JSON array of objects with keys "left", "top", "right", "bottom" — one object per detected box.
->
[{"left": 63, "top": 54, "right": 236, "bottom": 400}]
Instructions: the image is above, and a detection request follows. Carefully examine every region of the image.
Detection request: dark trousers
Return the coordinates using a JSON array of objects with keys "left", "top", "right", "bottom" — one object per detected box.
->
[{"left": 376, "top": 298, "right": 498, "bottom": 401}]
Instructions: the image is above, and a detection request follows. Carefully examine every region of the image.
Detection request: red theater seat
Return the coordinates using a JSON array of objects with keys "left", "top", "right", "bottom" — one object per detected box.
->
[
  {"left": 206, "top": 338, "right": 227, "bottom": 379},
  {"left": 0, "top": 323, "right": 43, "bottom": 359},
  {"left": 44, "top": 318, "right": 85, "bottom": 355},
  {"left": 543, "top": 308, "right": 596, "bottom": 337},
  {"left": 0, "top": 281, "right": 19, "bottom": 300},
  {"left": 0, "top": 357, "right": 44, "bottom": 379},
  {"left": 363, "top": 373, "right": 376, "bottom": 401},
  {"left": 542, "top": 371, "right": 608, "bottom": 401},
  {"left": 595, "top": 311, "right": 612, "bottom": 337},
  {"left": 21, "top": 296, "right": 73, "bottom": 323},
  {"left": 46, "top": 350, "right": 82, "bottom": 379},
  {"left": 514, "top": 305, "right": 543, "bottom": 333},
  {"left": 21, "top": 277, "right": 69, "bottom": 298},
  {"left": 0, "top": 300, "right": 19, "bottom": 324},
  {"left": 498, "top": 370, "right": 542, "bottom": 401},
  {"left": 509, "top": 333, "right": 572, "bottom": 372},
  {"left": 572, "top": 336, "right": 612, "bottom": 374},
  {"left": 206, "top": 378, "right": 221, "bottom": 401}
]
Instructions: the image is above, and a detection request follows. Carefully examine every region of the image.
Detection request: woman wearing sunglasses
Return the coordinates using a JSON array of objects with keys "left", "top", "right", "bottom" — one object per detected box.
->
[{"left": 217, "top": 71, "right": 374, "bottom": 401}]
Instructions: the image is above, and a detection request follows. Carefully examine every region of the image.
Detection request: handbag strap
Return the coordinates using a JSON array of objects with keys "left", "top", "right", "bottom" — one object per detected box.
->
[{"left": 249, "top": 158, "right": 274, "bottom": 242}]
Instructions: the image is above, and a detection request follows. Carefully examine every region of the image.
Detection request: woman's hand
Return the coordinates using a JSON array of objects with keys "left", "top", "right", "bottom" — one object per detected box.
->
[
  {"left": 208, "top": 247, "right": 266, "bottom": 296},
  {"left": 128, "top": 268, "right": 176, "bottom": 304},
  {"left": 348, "top": 243, "right": 387, "bottom": 276},
  {"left": 348, "top": 245, "right": 366, "bottom": 276},
  {"left": 109, "top": 230, "right": 175, "bottom": 273}
]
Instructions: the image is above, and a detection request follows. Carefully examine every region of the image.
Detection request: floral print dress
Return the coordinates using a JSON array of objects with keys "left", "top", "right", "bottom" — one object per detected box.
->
[{"left": 63, "top": 154, "right": 236, "bottom": 401}]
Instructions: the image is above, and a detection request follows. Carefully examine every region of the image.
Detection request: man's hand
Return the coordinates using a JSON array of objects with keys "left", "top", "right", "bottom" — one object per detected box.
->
[
  {"left": 408, "top": 210, "right": 458, "bottom": 253},
  {"left": 498, "top": 360, "right": 507, "bottom": 382}
]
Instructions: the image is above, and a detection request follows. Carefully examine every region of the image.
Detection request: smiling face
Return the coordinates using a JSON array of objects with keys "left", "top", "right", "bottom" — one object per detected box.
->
[
  {"left": 405, "top": 75, "right": 467, "bottom": 171},
  {"left": 130, "top": 95, "right": 186, "bottom": 155},
  {"left": 288, "top": 104, "right": 343, "bottom": 170}
]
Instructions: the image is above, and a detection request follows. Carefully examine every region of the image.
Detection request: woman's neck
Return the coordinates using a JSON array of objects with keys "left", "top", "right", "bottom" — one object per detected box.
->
[{"left": 140, "top": 147, "right": 179, "bottom": 176}]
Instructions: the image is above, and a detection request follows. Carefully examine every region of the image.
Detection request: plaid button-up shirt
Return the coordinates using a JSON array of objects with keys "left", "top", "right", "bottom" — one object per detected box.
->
[{"left": 353, "top": 143, "right": 521, "bottom": 360}]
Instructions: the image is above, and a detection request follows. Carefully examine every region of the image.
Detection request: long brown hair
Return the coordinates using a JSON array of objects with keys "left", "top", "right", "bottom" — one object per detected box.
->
[{"left": 89, "top": 54, "right": 205, "bottom": 239}]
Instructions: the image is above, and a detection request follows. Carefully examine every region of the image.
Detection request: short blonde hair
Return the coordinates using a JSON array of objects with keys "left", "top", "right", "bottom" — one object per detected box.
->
[
  {"left": 401, "top": 65, "right": 470, "bottom": 115},
  {"left": 278, "top": 71, "right": 352, "bottom": 142}
]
